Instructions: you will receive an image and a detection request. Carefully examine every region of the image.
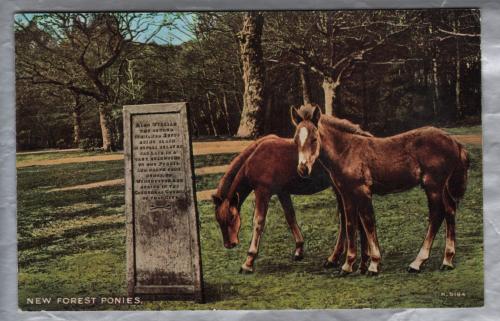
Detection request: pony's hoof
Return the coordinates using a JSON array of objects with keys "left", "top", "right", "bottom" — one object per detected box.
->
[
  {"left": 239, "top": 265, "right": 254, "bottom": 274},
  {"left": 407, "top": 266, "right": 420, "bottom": 273},
  {"left": 293, "top": 254, "right": 304, "bottom": 261},
  {"left": 440, "top": 264, "right": 454, "bottom": 271},
  {"left": 323, "top": 260, "right": 339, "bottom": 269},
  {"left": 366, "top": 270, "right": 379, "bottom": 277},
  {"left": 339, "top": 269, "right": 352, "bottom": 277}
]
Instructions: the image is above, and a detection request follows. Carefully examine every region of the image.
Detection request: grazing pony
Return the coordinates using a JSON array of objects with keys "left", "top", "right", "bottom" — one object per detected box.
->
[
  {"left": 291, "top": 103, "right": 469, "bottom": 275},
  {"left": 212, "top": 135, "right": 369, "bottom": 273}
]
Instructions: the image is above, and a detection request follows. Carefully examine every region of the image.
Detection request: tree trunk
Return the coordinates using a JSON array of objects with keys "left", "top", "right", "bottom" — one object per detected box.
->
[
  {"left": 299, "top": 65, "right": 312, "bottom": 105},
  {"left": 72, "top": 110, "right": 82, "bottom": 147},
  {"left": 222, "top": 92, "right": 232, "bottom": 135},
  {"left": 432, "top": 56, "right": 440, "bottom": 117},
  {"left": 98, "top": 104, "right": 113, "bottom": 152},
  {"left": 361, "top": 63, "right": 368, "bottom": 128},
  {"left": 206, "top": 94, "right": 218, "bottom": 136},
  {"left": 236, "top": 12, "right": 265, "bottom": 137},
  {"left": 322, "top": 77, "right": 339, "bottom": 116},
  {"left": 454, "top": 20, "right": 462, "bottom": 119},
  {"left": 263, "top": 94, "right": 273, "bottom": 134},
  {"left": 429, "top": 24, "right": 440, "bottom": 117}
]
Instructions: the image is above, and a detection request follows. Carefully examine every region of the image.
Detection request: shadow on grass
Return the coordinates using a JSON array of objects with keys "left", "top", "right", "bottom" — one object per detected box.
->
[
  {"left": 203, "top": 282, "right": 240, "bottom": 303},
  {"left": 18, "top": 222, "right": 125, "bottom": 267}
]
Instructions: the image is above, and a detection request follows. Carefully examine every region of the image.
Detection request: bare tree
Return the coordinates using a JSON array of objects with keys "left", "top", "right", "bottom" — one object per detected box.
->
[
  {"left": 265, "top": 11, "right": 416, "bottom": 115},
  {"left": 15, "top": 13, "right": 174, "bottom": 150}
]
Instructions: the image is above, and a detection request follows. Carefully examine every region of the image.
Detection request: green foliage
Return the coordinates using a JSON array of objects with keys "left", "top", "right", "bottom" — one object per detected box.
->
[
  {"left": 17, "top": 141, "right": 483, "bottom": 310},
  {"left": 79, "top": 138, "right": 102, "bottom": 151}
]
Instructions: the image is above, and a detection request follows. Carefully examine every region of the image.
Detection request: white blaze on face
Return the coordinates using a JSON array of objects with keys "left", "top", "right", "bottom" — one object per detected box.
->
[
  {"left": 298, "top": 127, "right": 308, "bottom": 166},
  {"left": 299, "top": 127, "right": 308, "bottom": 147}
]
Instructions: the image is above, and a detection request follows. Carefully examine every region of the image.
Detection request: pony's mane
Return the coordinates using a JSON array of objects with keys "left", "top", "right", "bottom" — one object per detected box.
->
[
  {"left": 321, "top": 115, "right": 374, "bottom": 137},
  {"left": 297, "top": 103, "right": 373, "bottom": 137},
  {"left": 214, "top": 135, "right": 279, "bottom": 200}
]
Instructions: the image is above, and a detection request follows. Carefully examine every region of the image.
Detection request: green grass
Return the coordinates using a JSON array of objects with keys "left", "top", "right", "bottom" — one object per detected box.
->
[
  {"left": 193, "top": 153, "right": 237, "bottom": 168},
  {"left": 17, "top": 143, "right": 483, "bottom": 310},
  {"left": 442, "top": 125, "right": 482, "bottom": 135},
  {"left": 195, "top": 173, "right": 224, "bottom": 191}
]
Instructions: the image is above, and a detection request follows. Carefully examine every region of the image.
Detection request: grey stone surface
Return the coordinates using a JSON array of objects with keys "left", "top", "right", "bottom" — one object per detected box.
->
[{"left": 123, "top": 103, "right": 203, "bottom": 301}]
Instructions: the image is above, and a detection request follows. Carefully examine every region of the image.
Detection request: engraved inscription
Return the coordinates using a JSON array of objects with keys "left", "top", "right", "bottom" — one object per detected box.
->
[
  {"left": 131, "top": 112, "right": 194, "bottom": 287},
  {"left": 132, "top": 114, "right": 186, "bottom": 202}
]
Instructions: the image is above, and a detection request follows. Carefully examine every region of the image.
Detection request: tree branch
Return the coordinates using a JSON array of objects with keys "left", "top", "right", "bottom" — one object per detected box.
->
[{"left": 438, "top": 28, "right": 480, "bottom": 37}]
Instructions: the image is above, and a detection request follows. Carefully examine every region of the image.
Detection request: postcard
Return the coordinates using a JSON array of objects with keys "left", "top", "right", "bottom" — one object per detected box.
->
[{"left": 15, "top": 9, "right": 482, "bottom": 310}]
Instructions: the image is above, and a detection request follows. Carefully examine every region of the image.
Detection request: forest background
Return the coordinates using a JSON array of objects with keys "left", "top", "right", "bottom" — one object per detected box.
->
[{"left": 15, "top": 10, "right": 481, "bottom": 151}]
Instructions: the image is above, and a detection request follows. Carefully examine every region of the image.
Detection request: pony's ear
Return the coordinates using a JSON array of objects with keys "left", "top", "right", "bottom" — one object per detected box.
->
[
  {"left": 311, "top": 104, "right": 322, "bottom": 127},
  {"left": 211, "top": 194, "right": 223, "bottom": 207},
  {"left": 290, "top": 106, "right": 302, "bottom": 127},
  {"left": 229, "top": 192, "right": 240, "bottom": 207}
]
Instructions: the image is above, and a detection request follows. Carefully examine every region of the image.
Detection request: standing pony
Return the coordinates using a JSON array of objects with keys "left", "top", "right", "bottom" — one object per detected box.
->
[
  {"left": 212, "top": 135, "right": 370, "bottom": 273},
  {"left": 291, "top": 103, "right": 469, "bottom": 275}
]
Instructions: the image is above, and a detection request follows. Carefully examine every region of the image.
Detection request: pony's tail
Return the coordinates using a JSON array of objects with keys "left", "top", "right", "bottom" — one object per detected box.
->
[{"left": 445, "top": 143, "right": 470, "bottom": 210}]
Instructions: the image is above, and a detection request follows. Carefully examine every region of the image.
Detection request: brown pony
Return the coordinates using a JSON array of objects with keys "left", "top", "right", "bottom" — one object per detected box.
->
[
  {"left": 291, "top": 103, "right": 469, "bottom": 275},
  {"left": 212, "top": 135, "right": 370, "bottom": 273}
]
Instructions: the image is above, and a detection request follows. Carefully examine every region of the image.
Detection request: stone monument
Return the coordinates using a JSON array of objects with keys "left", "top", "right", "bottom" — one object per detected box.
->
[{"left": 123, "top": 102, "right": 203, "bottom": 301}]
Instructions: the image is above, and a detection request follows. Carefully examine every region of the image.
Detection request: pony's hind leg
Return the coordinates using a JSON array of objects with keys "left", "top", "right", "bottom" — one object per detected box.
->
[
  {"left": 325, "top": 213, "right": 345, "bottom": 269},
  {"left": 408, "top": 184, "right": 445, "bottom": 272},
  {"left": 240, "top": 188, "right": 271, "bottom": 274},
  {"left": 359, "top": 219, "right": 370, "bottom": 275},
  {"left": 324, "top": 189, "right": 345, "bottom": 269},
  {"left": 441, "top": 193, "right": 457, "bottom": 270},
  {"left": 277, "top": 193, "right": 305, "bottom": 261}
]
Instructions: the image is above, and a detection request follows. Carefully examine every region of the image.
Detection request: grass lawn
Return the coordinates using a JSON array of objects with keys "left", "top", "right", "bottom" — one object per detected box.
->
[
  {"left": 17, "top": 142, "right": 483, "bottom": 310},
  {"left": 442, "top": 125, "right": 482, "bottom": 136}
]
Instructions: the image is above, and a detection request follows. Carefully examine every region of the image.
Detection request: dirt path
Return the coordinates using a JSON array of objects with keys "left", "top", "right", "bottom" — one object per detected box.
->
[
  {"left": 48, "top": 179, "right": 218, "bottom": 201},
  {"left": 18, "top": 135, "right": 480, "bottom": 168},
  {"left": 48, "top": 179, "right": 125, "bottom": 192},
  {"left": 16, "top": 148, "right": 81, "bottom": 155},
  {"left": 453, "top": 134, "right": 482, "bottom": 145},
  {"left": 192, "top": 140, "right": 253, "bottom": 155},
  {"left": 17, "top": 154, "right": 124, "bottom": 168},
  {"left": 17, "top": 141, "right": 254, "bottom": 168},
  {"left": 46, "top": 163, "right": 228, "bottom": 193}
]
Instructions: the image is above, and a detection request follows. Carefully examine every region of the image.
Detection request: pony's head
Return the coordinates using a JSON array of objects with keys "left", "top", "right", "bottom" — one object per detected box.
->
[
  {"left": 290, "top": 103, "right": 322, "bottom": 178},
  {"left": 211, "top": 193, "right": 241, "bottom": 249}
]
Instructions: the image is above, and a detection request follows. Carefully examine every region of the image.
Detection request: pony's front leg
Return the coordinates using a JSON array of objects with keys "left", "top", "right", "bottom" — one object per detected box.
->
[
  {"left": 325, "top": 215, "right": 370, "bottom": 273},
  {"left": 240, "top": 188, "right": 271, "bottom": 274},
  {"left": 357, "top": 194, "right": 382, "bottom": 276},
  {"left": 277, "top": 193, "right": 304, "bottom": 261},
  {"left": 340, "top": 195, "right": 358, "bottom": 275}
]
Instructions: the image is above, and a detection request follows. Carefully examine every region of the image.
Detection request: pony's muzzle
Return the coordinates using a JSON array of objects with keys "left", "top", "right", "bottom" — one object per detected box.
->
[
  {"left": 224, "top": 241, "right": 239, "bottom": 249},
  {"left": 297, "top": 163, "right": 310, "bottom": 177}
]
